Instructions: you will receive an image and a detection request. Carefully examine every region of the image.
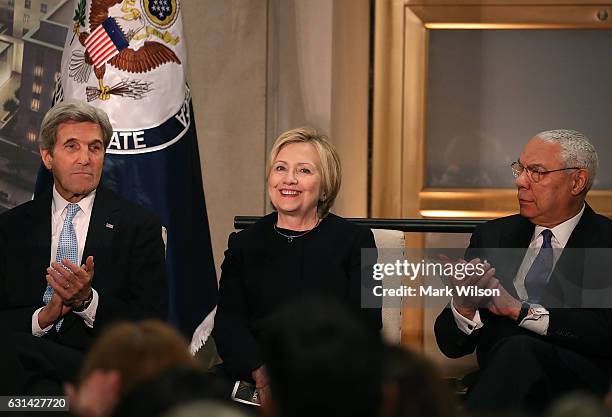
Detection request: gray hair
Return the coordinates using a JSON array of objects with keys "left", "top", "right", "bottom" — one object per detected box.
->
[
  {"left": 536, "top": 129, "right": 598, "bottom": 191},
  {"left": 39, "top": 99, "right": 113, "bottom": 151}
]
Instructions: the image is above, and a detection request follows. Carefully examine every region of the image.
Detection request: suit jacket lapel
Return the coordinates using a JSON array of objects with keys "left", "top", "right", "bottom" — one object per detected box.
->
[
  {"left": 82, "top": 187, "right": 120, "bottom": 268},
  {"left": 564, "top": 203, "right": 595, "bottom": 249},
  {"left": 497, "top": 216, "right": 534, "bottom": 299},
  {"left": 543, "top": 204, "right": 594, "bottom": 307},
  {"left": 58, "top": 187, "right": 119, "bottom": 335}
]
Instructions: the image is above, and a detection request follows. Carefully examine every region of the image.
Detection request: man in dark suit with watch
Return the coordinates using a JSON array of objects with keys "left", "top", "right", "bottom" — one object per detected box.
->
[
  {"left": 0, "top": 100, "right": 167, "bottom": 394},
  {"left": 435, "top": 129, "right": 612, "bottom": 413}
]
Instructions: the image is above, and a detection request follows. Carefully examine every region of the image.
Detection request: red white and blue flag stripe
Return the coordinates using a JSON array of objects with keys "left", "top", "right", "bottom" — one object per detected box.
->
[{"left": 83, "top": 18, "right": 129, "bottom": 69}]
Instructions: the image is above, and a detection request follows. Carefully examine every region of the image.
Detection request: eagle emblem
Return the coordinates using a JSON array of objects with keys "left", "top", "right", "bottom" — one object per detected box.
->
[{"left": 70, "top": 0, "right": 181, "bottom": 101}]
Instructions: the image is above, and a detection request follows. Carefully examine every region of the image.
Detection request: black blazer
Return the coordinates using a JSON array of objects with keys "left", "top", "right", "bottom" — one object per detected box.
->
[
  {"left": 0, "top": 186, "right": 168, "bottom": 351},
  {"left": 213, "top": 212, "right": 382, "bottom": 380},
  {"left": 435, "top": 204, "right": 612, "bottom": 375}
]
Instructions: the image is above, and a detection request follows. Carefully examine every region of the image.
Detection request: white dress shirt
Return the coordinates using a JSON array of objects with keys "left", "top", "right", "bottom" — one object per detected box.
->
[
  {"left": 452, "top": 204, "right": 585, "bottom": 336},
  {"left": 32, "top": 186, "right": 100, "bottom": 336}
]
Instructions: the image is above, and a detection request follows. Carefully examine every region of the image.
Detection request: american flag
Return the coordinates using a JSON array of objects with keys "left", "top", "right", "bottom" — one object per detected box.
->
[{"left": 84, "top": 17, "right": 129, "bottom": 69}]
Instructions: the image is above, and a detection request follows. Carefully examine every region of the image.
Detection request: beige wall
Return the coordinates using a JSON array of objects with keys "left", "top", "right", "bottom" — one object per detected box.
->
[
  {"left": 183, "top": 0, "right": 268, "bottom": 274},
  {"left": 183, "top": 0, "right": 371, "bottom": 274}
]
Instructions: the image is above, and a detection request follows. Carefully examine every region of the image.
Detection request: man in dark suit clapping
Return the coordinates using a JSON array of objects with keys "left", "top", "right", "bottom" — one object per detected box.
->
[
  {"left": 435, "top": 130, "right": 612, "bottom": 413},
  {"left": 0, "top": 100, "right": 167, "bottom": 394}
]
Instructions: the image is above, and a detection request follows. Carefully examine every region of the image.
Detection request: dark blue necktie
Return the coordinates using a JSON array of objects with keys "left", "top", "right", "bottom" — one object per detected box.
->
[{"left": 524, "top": 229, "right": 553, "bottom": 303}]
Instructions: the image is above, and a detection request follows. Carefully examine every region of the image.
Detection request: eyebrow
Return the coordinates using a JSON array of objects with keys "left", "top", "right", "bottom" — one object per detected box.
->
[
  {"left": 518, "top": 158, "right": 545, "bottom": 169},
  {"left": 274, "top": 160, "right": 315, "bottom": 166},
  {"left": 62, "top": 138, "right": 104, "bottom": 145}
]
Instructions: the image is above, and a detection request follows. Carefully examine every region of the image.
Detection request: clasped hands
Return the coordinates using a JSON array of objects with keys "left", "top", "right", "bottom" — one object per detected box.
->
[
  {"left": 38, "top": 256, "right": 95, "bottom": 328},
  {"left": 440, "top": 255, "right": 521, "bottom": 321}
]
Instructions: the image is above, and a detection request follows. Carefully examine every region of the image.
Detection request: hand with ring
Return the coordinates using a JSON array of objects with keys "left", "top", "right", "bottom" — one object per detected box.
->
[{"left": 47, "top": 256, "right": 94, "bottom": 305}]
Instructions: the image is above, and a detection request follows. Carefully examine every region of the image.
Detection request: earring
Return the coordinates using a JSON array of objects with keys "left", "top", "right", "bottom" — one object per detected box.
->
[{"left": 320, "top": 193, "right": 326, "bottom": 202}]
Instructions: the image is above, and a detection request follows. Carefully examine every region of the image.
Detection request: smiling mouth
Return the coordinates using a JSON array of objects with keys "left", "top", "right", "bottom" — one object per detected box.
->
[{"left": 280, "top": 189, "right": 300, "bottom": 196}]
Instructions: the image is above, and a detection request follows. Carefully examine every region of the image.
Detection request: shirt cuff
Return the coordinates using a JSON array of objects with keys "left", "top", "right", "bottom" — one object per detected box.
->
[
  {"left": 32, "top": 307, "right": 54, "bottom": 337},
  {"left": 451, "top": 299, "right": 484, "bottom": 335},
  {"left": 73, "top": 289, "right": 98, "bottom": 328},
  {"left": 518, "top": 304, "right": 549, "bottom": 336}
]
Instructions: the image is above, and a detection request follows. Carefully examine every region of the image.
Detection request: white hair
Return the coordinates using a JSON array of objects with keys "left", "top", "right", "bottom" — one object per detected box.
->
[{"left": 536, "top": 129, "right": 598, "bottom": 191}]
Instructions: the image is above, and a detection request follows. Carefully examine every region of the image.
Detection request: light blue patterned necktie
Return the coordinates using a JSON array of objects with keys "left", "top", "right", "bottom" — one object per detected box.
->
[{"left": 43, "top": 203, "right": 80, "bottom": 331}]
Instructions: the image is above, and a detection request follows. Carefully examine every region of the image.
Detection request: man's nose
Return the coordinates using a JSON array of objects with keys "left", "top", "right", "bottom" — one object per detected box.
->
[
  {"left": 515, "top": 169, "right": 529, "bottom": 189},
  {"left": 77, "top": 148, "right": 90, "bottom": 164}
]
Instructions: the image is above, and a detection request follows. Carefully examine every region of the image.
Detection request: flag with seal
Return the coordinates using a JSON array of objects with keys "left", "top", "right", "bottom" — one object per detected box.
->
[{"left": 41, "top": 0, "right": 218, "bottom": 346}]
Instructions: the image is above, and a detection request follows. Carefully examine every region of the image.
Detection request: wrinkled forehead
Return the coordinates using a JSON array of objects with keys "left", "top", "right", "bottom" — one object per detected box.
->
[
  {"left": 55, "top": 121, "right": 103, "bottom": 141},
  {"left": 519, "top": 137, "right": 563, "bottom": 167}
]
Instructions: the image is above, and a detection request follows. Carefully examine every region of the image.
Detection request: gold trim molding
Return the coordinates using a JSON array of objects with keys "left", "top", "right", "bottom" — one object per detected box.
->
[
  {"left": 419, "top": 189, "right": 612, "bottom": 218},
  {"left": 408, "top": 5, "right": 612, "bottom": 27}
]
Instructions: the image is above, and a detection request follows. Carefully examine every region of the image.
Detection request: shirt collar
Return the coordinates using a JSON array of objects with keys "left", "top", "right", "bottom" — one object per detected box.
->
[
  {"left": 533, "top": 204, "right": 585, "bottom": 247},
  {"left": 52, "top": 185, "right": 96, "bottom": 218}
]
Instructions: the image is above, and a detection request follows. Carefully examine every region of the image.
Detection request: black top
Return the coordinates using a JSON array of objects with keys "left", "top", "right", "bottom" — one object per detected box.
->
[{"left": 213, "top": 212, "right": 382, "bottom": 380}]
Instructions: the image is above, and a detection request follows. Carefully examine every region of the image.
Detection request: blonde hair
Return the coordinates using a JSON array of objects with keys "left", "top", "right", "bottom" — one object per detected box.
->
[{"left": 266, "top": 127, "right": 341, "bottom": 218}]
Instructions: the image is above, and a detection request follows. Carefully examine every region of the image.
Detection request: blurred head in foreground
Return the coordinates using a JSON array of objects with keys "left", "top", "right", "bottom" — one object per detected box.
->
[
  {"left": 68, "top": 320, "right": 201, "bottom": 417},
  {"left": 381, "top": 345, "right": 458, "bottom": 417},
  {"left": 260, "top": 295, "right": 382, "bottom": 417}
]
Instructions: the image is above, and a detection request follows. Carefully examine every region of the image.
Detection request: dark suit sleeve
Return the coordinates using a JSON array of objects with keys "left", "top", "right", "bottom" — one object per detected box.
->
[
  {"left": 546, "top": 309, "right": 612, "bottom": 358},
  {"left": 350, "top": 227, "right": 382, "bottom": 332},
  {"left": 0, "top": 214, "right": 40, "bottom": 334},
  {"left": 434, "top": 230, "right": 482, "bottom": 358},
  {"left": 95, "top": 212, "right": 168, "bottom": 328},
  {"left": 213, "top": 232, "right": 263, "bottom": 380}
]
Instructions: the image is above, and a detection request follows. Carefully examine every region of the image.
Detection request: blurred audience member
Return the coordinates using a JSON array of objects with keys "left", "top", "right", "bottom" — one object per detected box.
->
[
  {"left": 381, "top": 345, "right": 458, "bottom": 417},
  {"left": 66, "top": 320, "right": 201, "bottom": 417},
  {"left": 605, "top": 384, "right": 612, "bottom": 414},
  {"left": 259, "top": 295, "right": 382, "bottom": 417},
  {"left": 546, "top": 392, "right": 607, "bottom": 417},
  {"left": 161, "top": 400, "right": 252, "bottom": 417},
  {"left": 112, "top": 367, "right": 232, "bottom": 417}
]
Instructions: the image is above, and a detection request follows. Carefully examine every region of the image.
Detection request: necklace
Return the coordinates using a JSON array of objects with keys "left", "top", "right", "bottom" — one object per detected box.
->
[{"left": 274, "top": 219, "right": 321, "bottom": 243}]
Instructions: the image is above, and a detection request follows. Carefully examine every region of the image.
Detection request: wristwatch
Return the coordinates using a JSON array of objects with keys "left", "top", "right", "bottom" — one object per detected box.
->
[
  {"left": 72, "top": 291, "right": 93, "bottom": 312},
  {"left": 517, "top": 302, "right": 548, "bottom": 323},
  {"left": 516, "top": 302, "right": 531, "bottom": 323}
]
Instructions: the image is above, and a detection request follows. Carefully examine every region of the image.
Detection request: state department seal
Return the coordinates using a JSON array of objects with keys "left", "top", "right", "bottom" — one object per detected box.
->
[{"left": 142, "top": 0, "right": 180, "bottom": 29}]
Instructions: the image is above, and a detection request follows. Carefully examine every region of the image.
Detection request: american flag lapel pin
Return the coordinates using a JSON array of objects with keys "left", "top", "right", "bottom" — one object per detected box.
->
[{"left": 105, "top": 222, "right": 114, "bottom": 230}]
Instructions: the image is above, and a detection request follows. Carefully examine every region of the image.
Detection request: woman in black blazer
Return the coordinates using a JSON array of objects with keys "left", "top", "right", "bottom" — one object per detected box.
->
[{"left": 213, "top": 127, "right": 381, "bottom": 393}]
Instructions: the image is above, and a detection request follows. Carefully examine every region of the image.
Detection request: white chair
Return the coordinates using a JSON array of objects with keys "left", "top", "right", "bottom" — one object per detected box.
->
[{"left": 372, "top": 228, "right": 405, "bottom": 344}]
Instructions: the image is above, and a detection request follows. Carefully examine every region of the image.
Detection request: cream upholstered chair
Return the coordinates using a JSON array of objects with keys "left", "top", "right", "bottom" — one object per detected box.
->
[
  {"left": 371, "top": 228, "right": 477, "bottom": 379},
  {"left": 371, "top": 228, "right": 405, "bottom": 344}
]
